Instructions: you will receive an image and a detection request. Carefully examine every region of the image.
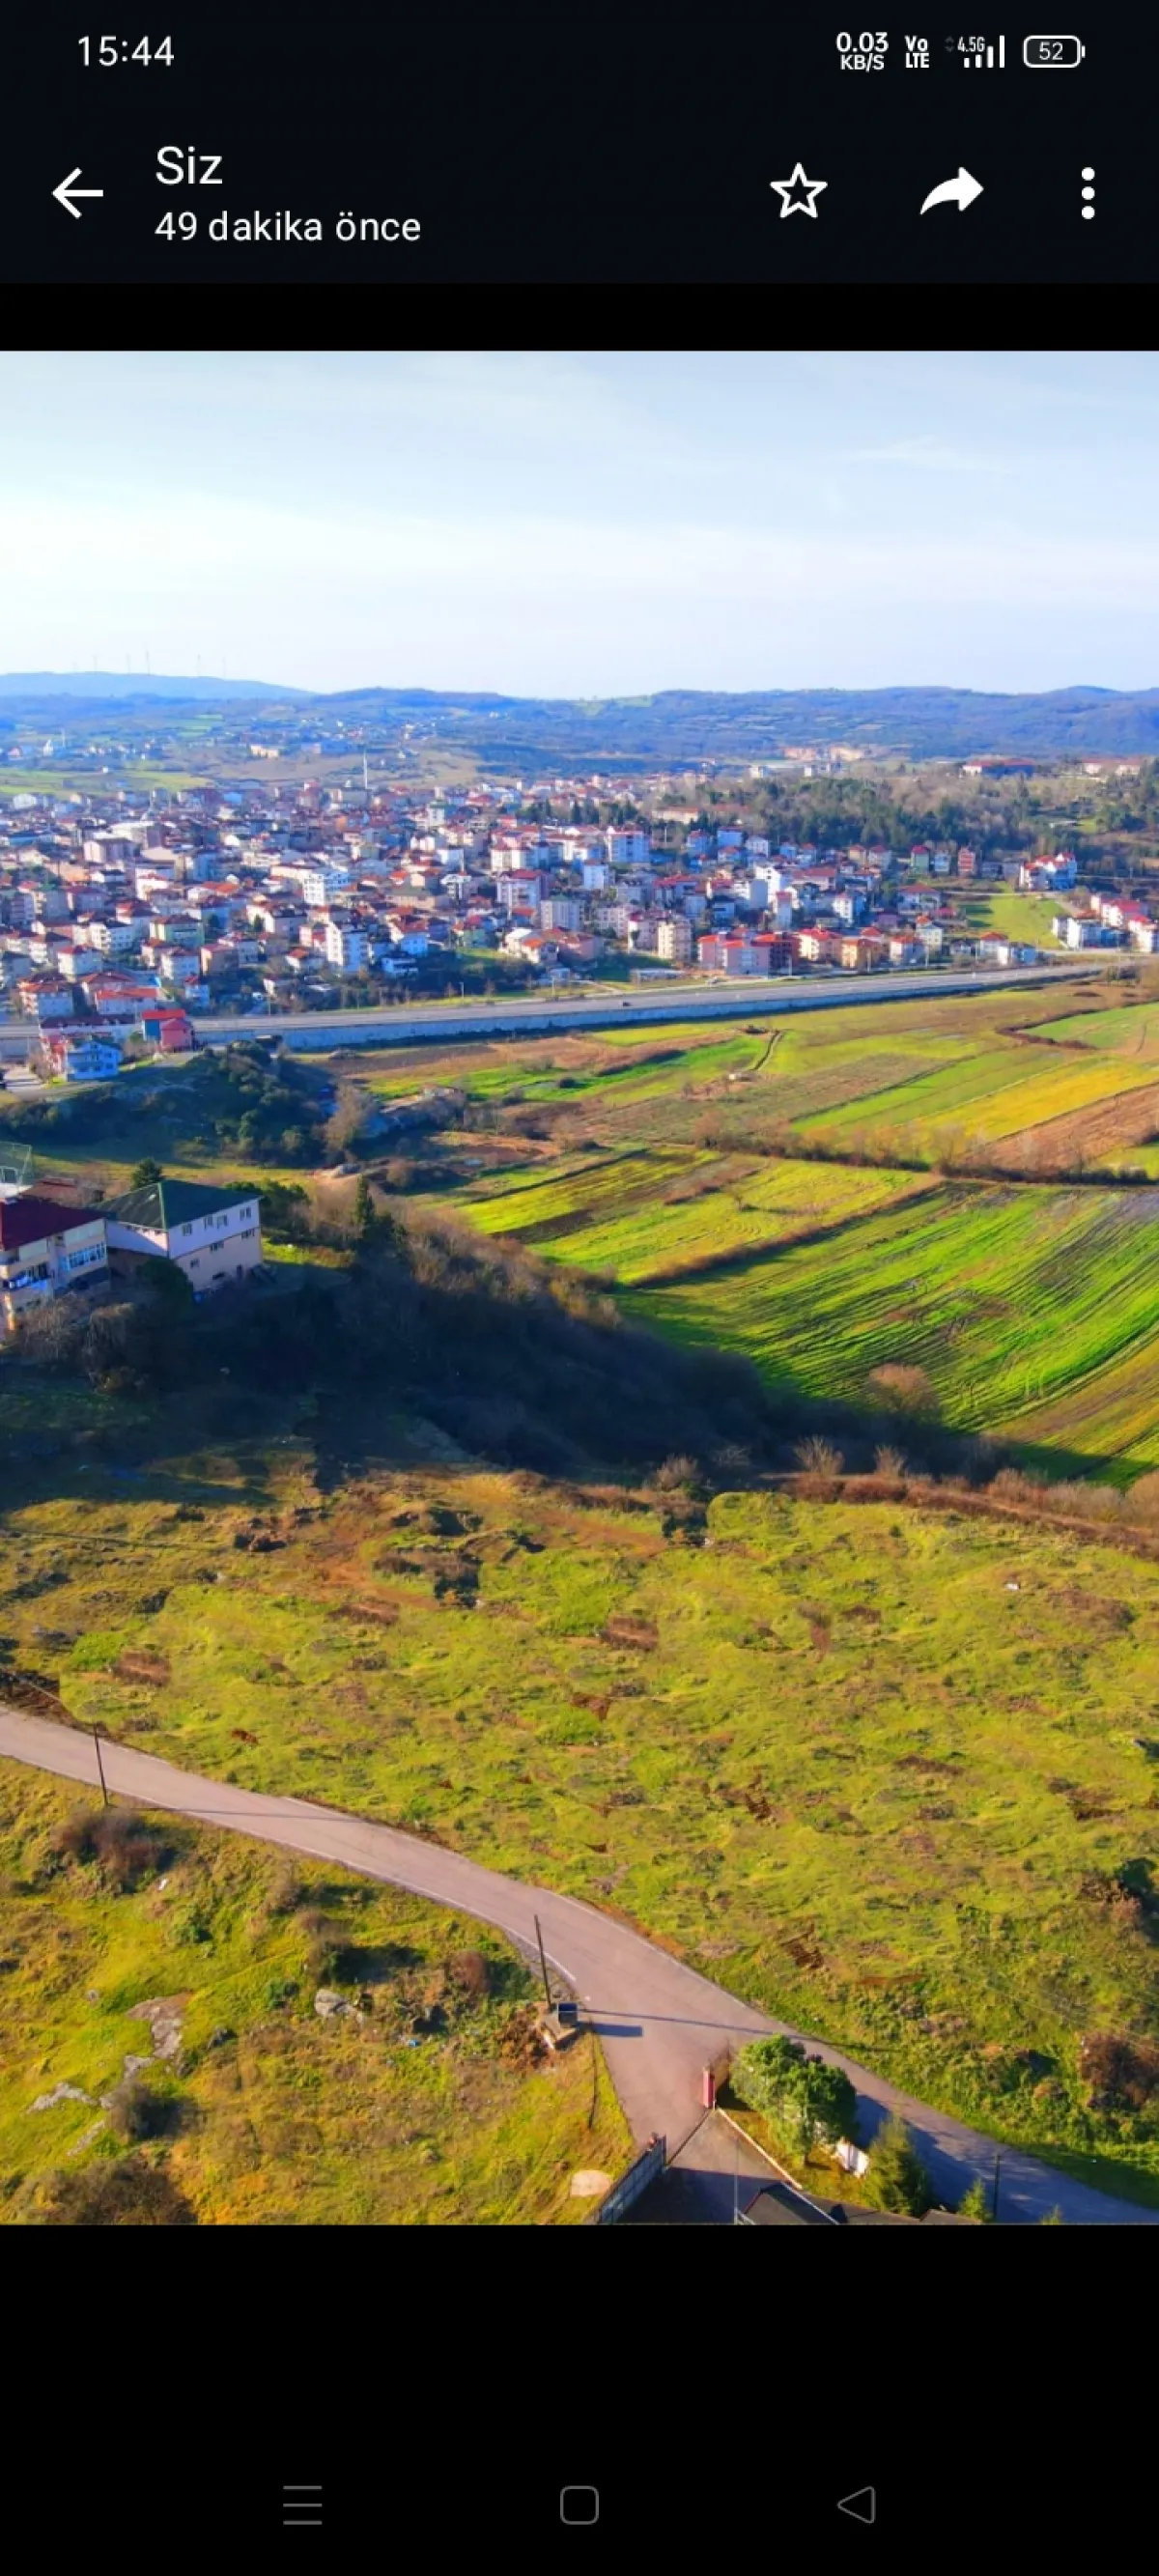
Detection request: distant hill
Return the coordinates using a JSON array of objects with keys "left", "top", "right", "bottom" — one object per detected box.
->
[
  {"left": 313, "top": 685, "right": 1159, "bottom": 766},
  {"left": 0, "top": 672, "right": 305, "bottom": 702},
  {"left": 2, "top": 678, "right": 1158, "bottom": 760}
]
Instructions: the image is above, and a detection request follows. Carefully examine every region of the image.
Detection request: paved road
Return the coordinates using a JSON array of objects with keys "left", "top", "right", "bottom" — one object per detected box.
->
[
  {"left": 2, "top": 1705, "right": 1152, "bottom": 2224},
  {"left": 177, "top": 961, "right": 1099, "bottom": 1053},
  {"left": 624, "top": 2109, "right": 798, "bottom": 2225}
]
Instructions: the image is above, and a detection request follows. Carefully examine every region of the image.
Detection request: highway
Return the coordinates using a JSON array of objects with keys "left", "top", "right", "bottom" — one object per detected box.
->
[
  {"left": 187, "top": 959, "right": 1099, "bottom": 1051},
  {"left": 0, "top": 962, "right": 1103, "bottom": 1063}
]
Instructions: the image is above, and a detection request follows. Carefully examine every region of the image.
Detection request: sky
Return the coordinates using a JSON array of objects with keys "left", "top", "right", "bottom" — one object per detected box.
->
[{"left": 2, "top": 349, "right": 1158, "bottom": 697}]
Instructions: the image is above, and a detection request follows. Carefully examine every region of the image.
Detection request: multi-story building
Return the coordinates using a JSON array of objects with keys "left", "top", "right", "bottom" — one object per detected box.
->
[
  {"left": 606, "top": 829, "right": 652, "bottom": 867},
  {"left": 657, "top": 916, "right": 693, "bottom": 965},
  {"left": 105, "top": 1176, "right": 264, "bottom": 1295},
  {"left": 324, "top": 921, "right": 370, "bottom": 972},
  {"left": 0, "top": 1194, "right": 110, "bottom": 1336}
]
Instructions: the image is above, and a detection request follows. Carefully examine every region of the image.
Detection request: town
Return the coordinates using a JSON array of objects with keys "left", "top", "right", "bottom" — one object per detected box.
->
[{"left": 1, "top": 744, "right": 1153, "bottom": 1082}]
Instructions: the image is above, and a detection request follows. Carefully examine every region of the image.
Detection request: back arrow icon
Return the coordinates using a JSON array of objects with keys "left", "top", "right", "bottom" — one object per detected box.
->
[
  {"left": 919, "top": 166, "right": 983, "bottom": 214},
  {"left": 53, "top": 168, "right": 104, "bottom": 219}
]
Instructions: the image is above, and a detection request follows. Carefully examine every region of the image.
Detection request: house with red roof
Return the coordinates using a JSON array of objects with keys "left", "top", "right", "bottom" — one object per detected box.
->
[{"left": 0, "top": 1194, "right": 110, "bottom": 1335}]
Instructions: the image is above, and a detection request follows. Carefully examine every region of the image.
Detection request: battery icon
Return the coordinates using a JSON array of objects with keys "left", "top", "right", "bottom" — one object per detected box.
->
[{"left": 1023, "top": 35, "right": 1086, "bottom": 65}]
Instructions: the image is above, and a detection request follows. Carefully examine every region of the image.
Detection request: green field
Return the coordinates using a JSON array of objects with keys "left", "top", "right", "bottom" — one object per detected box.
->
[
  {"left": 0, "top": 1758, "right": 628, "bottom": 2225},
  {"left": 423, "top": 982, "right": 1159, "bottom": 1475},
  {"left": 4, "top": 1462, "right": 1159, "bottom": 2195},
  {"left": 1037, "top": 1002, "right": 1159, "bottom": 1058},
  {"left": 623, "top": 1184, "right": 1159, "bottom": 1470},
  {"left": 967, "top": 887, "right": 1074, "bottom": 948},
  {"left": 455, "top": 1150, "right": 933, "bottom": 1283}
]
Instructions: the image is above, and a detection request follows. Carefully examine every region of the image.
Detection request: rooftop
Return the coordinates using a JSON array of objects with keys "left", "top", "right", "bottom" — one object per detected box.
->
[
  {"left": 0, "top": 1192, "right": 105, "bottom": 1252},
  {"left": 107, "top": 1175, "right": 256, "bottom": 1231}
]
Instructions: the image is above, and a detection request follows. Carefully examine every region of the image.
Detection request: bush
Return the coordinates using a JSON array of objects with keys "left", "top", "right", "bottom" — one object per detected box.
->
[
  {"left": 302, "top": 1914, "right": 344, "bottom": 1983},
  {"left": 106, "top": 2076, "right": 176, "bottom": 2143},
  {"left": 653, "top": 1454, "right": 701, "bottom": 1495},
  {"left": 956, "top": 2177, "right": 992, "bottom": 2222},
  {"left": 794, "top": 1436, "right": 844, "bottom": 1478},
  {"left": 50, "top": 1805, "right": 167, "bottom": 1891},
  {"left": 448, "top": 1949, "right": 492, "bottom": 2002},
  {"left": 1079, "top": 2031, "right": 1159, "bottom": 2112},
  {"left": 862, "top": 2113, "right": 933, "bottom": 2217},
  {"left": 873, "top": 1445, "right": 908, "bottom": 1480},
  {"left": 25, "top": 2157, "right": 196, "bottom": 2227},
  {"left": 266, "top": 1863, "right": 306, "bottom": 1915},
  {"left": 731, "top": 2036, "right": 857, "bottom": 2154},
  {"left": 868, "top": 1364, "right": 940, "bottom": 1420}
]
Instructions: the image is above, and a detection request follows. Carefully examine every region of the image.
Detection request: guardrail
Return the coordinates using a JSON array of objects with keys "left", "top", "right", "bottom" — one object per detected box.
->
[{"left": 591, "top": 2133, "right": 666, "bottom": 2224}]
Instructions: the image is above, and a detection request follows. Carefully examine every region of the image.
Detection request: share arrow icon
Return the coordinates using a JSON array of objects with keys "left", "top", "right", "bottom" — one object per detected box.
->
[
  {"left": 919, "top": 167, "right": 983, "bottom": 214},
  {"left": 53, "top": 168, "right": 104, "bottom": 219}
]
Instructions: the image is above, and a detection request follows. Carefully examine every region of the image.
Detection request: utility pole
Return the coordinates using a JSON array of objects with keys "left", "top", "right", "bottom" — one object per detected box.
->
[
  {"left": 533, "top": 1912, "right": 552, "bottom": 2010},
  {"left": 92, "top": 1723, "right": 109, "bottom": 1808}
]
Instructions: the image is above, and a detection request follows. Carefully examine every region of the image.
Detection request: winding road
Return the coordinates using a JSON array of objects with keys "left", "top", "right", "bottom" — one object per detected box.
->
[{"left": 3, "top": 1704, "right": 1153, "bottom": 2225}]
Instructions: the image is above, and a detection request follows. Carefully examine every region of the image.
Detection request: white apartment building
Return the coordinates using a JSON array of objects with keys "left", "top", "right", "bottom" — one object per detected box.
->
[
  {"left": 657, "top": 917, "right": 693, "bottom": 965},
  {"left": 606, "top": 829, "right": 652, "bottom": 867},
  {"left": 324, "top": 921, "right": 370, "bottom": 971}
]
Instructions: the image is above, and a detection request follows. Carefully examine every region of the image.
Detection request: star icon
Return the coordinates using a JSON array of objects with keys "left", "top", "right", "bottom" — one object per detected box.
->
[{"left": 770, "top": 162, "right": 828, "bottom": 218}]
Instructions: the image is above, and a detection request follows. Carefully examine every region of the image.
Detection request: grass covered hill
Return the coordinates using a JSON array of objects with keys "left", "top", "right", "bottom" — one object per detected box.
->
[
  {"left": 4, "top": 1457, "right": 1159, "bottom": 2203},
  {"left": 0, "top": 1764, "right": 627, "bottom": 2225}
]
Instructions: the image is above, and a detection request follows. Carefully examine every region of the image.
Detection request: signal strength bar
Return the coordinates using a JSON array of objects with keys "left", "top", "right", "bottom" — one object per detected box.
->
[{"left": 966, "top": 35, "right": 1005, "bottom": 68}]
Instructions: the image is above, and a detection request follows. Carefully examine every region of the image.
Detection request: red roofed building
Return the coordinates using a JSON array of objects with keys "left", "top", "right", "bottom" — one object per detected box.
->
[{"left": 0, "top": 1194, "right": 109, "bottom": 1335}]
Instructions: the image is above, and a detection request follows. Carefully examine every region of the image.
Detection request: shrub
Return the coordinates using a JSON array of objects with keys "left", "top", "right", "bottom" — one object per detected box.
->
[
  {"left": 653, "top": 1454, "right": 701, "bottom": 1495},
  {"left": 1126, "top": 1470, "right": 1159, "bottom": 1523},
  {"left": 106, "top": 2076, "right": 175, "bottom": 2143},
  {"left": 794, "top": 1436, "right": 844, "bottom": 1478},
  {"left": 448, "top": 1949, "right": 492, "bottom": 2002},
  {"left": 956, "top": 2177, "right": 992, "bottom": 2222},
  {"left": 26, "top": 2158, "right": 196, "bottom": 2227},
  {"left": 873, "top": 1445, "right": 908, "bottom": 1480},
  {"left": 862, "top": 2113, "right": 933, "bottom": 2217},
  {"left": 731, "top": 2036, "right": 857, "bottom": 2153},
  {"left": 868, "top": 1364, "right": 940, "bottom": 1420},
  {"left": 302, "top": 1916, "right": 344, "bottom": 1983},
  {"left": 50, "top": 1805, "right": 167, "bottom": 1891},
  {"left": 266, "top": 1863, "right": 306, "bottom": 1915},
  {"left": 1079, "top": 2031, "right": 1159, "bottom": 2112}
]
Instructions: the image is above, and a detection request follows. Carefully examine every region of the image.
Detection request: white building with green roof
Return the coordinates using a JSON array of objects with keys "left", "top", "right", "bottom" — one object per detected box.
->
[{"left": 105, "top": 1176, "right": 263, "bottom": 1294}]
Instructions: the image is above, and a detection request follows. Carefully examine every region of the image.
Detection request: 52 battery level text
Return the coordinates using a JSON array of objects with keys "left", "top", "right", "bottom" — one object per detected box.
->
[{"left": 77, "top": 35, "right": 174, "bottom": 67}]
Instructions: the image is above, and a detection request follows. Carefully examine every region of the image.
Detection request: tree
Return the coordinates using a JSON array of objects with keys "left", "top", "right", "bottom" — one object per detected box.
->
[
  {"left": 1039, "top": 2207, "right": 1065, "bottom": 2226},
  {"left": 731, "top": 2036, "right": 856, "bottom": 2154},
  {"left": 792, "top": 2057, "right": 858, "bottom": 2155},
  {"left": 325, "top": 1082, "right": 366, "bottom": 1160},
  {"left": 867, "top": 1364, "right": 940, "bottom": 1421},
  {"left": 731, "top": 2036, "right": 807, "bottom": 2120},
  {"left": 957, "top": 2178, "right": 992, "bottom": 2223},
  {"left": 129, "top": 1156, "right": 163, "bottom": 1191},
  {"left": 862, "top": 2113, "right": 933, "bottom": 2217},
  {"left": 140, "top": 1255, "right": 195, "bottom": 1313},
  {"left": 353, "top": 1173, "right": 377, "bottom": 1239}
]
